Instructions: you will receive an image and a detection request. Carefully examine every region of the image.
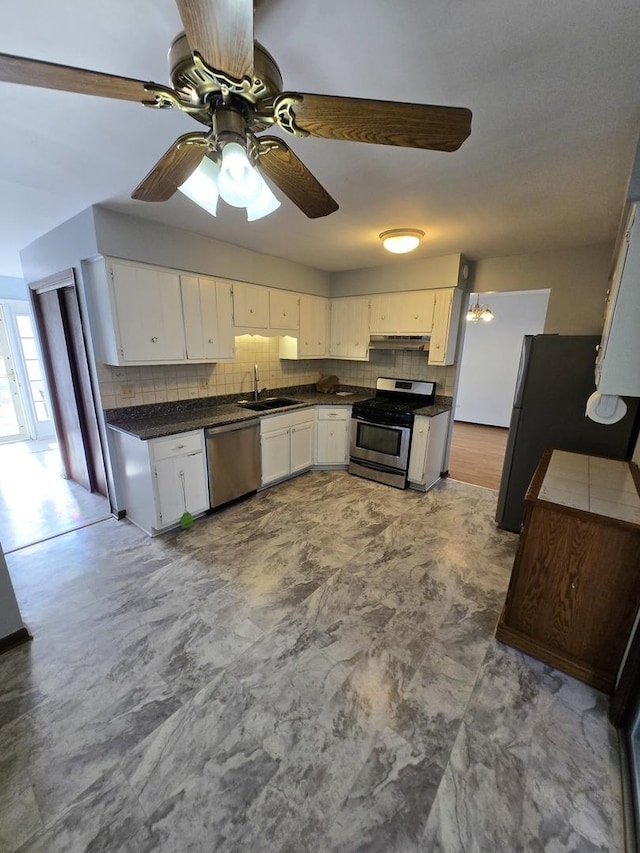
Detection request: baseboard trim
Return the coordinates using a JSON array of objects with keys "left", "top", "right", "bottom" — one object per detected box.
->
[{"left": 0, "top": 626, "right": 33, "bottom": 655}]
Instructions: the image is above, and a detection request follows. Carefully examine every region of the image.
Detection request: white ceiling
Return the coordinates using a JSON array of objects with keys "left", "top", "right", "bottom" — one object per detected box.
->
[{"left": 1, "top": 0, "right": 639, "bottom": 279}]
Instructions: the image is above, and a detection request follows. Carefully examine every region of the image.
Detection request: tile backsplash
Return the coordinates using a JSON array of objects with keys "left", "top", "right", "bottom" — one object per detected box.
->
[{"left": 97, "top": 335, "right": 457, "bottom": 409}]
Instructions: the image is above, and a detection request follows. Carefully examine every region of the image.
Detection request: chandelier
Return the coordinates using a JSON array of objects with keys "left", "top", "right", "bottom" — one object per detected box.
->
[{"left": 466, "top": 295, "right": 495, "bottom": 323}]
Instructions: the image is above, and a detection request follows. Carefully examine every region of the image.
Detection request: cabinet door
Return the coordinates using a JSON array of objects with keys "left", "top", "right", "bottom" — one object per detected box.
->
[
  {"left": 407, "top": 417, "right": 430, "bottom": 484},
  {"left": 428, "top": 289, "right": 461, "bottom": 365},
  {"left": 181, "top": 276, "right": 235, "bottom": 361},
  {"left": 369, "top": 294, "right": 396, "bottom": 333},
  {"left": 110, "top": 261, "right": 185, "bottom": 362},
  {"left": 270, "top": 290, "right": 299, "bottom": 331},
  {"left": 397, "top": 291, "right": 435, "bottom": 334},
  {"left": 330, "top": 298, "right": 369, "bottom": 359},
  {"left": 316, "top": 419, "right": 349, "bottom": 465},
  {"left": 290, "top": 421, "right": 314, "bottom": 473},
  {"left": 154, "top": 451, "right": 209, "bottom": 528},
  {"left": 261, "top": 427, "right": 290, "bottom": 485},
  {"left": 299, "top": 295, "right": 329, "bottom": 357},
  {"left": 233, "top": 282, "right": 269, "bottom": 328}
]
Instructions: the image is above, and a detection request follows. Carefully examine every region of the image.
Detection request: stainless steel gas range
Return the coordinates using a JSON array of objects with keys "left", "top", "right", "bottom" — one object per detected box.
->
[{"left": 348, "top": 377, "right": 436, "bottom": 489}]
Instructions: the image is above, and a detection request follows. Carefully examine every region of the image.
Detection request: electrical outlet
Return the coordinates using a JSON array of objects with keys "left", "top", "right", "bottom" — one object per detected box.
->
[
  {"left": 199, "top": 378, "right": 209, "bottom": 389},
  {"left": 120, "top": 384, "right": 137, "bottom": 398}
]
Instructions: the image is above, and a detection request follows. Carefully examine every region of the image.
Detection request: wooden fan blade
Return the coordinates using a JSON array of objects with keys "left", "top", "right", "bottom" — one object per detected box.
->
[
  {"left": 132, "top": 133, "right": 209, "bottom": 202},
  {"left": 176, "top": 0, "right": 254, "bottom": 81},
  {"left": 0, "top": 52, "right": 149, "bottom": 102},
  {"left": 257, "top": 137, "right": 338, "bottom": 219},
  {"left": 276, "top": 93, "right": 472, "bottom": 151}
]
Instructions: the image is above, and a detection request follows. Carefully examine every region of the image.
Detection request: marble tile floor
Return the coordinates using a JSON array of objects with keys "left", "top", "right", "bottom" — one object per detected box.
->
[
  {"left": 0, "top": 439, "right": 111, "bottom": 553},
  {"left": 0, "top": 472, "right": 624, "bottom": 852}
]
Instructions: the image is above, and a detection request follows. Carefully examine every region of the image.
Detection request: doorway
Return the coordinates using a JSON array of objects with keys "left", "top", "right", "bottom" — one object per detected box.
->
[
  {"left": 449, "top": 289, "right": 549, "bottom": 489},
  {"left": 0, "top": 304, "right": 28, "bottom": 442}
]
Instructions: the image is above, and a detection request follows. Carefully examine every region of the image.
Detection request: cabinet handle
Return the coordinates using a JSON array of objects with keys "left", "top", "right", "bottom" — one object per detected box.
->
[
  {"left": 208, "top": 338, "right": 214, "bottom": 344},
  {"left": 249, "top": 308, "right": 254, "bottom": 313},
  {"left": 151, "top": 336, "right": 158, "bottom": 343},
  {"left": 176, "top": 444, "right": 185, "bottom": 449},
  {"left": 571, "top": 581, "right": 576, "bottom": 589},
  {"left": 414, "top": 315, "right": 419, "bottom": 320}
]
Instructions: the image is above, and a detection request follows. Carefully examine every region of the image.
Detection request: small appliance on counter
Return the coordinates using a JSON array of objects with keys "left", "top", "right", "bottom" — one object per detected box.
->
[{"left": 349, "top": 377, "right": 436, "bottom": 489}]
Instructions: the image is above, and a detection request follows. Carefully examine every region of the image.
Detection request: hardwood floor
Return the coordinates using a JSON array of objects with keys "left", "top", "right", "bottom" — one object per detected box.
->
[{"left": 448, "top": 421, "right": 509, "bottom": 490}]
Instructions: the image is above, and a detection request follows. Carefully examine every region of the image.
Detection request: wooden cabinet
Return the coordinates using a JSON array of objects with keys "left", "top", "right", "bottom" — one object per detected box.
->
[
  {"left": 595, "top": 203, "right": 640, "bottom": 396},
  {"left": 260, "top": 409, "right": 315, "bottom": 486},
  {"left": 329, "top": 297, "right": 370, "bottom": 360},
  {"left": 280, "top": 294, "right": 329, "bottom": 359},
  {"left": 316, "top": 407, "right": 350, "bottom": 466},
  {"left": 232, "top": 281, "right": 270, "bottom": 329},
  {"left": 407, "top": 412, "right": 448, "bottom": 490},
  {"left": 181, "top": 275, "right": 234, "bottom": 361},
  {"left": 496, "top": 449, "right": 640, "bottom": 692},
  {"left": 370, "top": 291, "right": 435, "bottom": 334},
  {"left": 428, "top": 289, "right": 462, "bottom": 365},
  {"left": 108, "top": 428, "right": 209, "bottom": 535}
]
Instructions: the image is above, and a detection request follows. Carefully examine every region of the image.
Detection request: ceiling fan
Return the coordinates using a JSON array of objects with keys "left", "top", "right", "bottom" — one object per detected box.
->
[{"left": 0, "top": 0, "right": 472, "bottom": 220}]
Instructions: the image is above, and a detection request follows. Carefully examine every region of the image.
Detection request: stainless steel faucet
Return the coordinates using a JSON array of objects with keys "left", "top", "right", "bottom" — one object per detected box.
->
[{"left": 253, "top": 363, "right": 260, "bottom": 401}]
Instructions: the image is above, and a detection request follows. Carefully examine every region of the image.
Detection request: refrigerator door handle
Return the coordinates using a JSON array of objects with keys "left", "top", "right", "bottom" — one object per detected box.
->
[{"left": 512, "top": 335, "right": 533, "bottom": 409}]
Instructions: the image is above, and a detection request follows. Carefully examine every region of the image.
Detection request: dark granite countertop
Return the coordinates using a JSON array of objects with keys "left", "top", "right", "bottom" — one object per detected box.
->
[{"left": 105, "top": 385, "right": 452, "bottom": 441}]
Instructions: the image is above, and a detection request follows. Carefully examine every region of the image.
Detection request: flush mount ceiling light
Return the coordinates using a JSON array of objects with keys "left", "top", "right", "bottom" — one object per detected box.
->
[
  {"left": 466, "top": 294, "right": 495, "bottom": 323},
  {"left": 380, "top": 229, "right": 425, "bottom": 254},
  {"left": 178, "top": 137, "right": 280, "bottom": 221}
]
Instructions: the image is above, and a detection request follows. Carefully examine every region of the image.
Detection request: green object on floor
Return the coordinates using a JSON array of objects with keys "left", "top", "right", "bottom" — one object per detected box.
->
[{"left": 180, "top": 511, "right": 194, "bottom": 530}]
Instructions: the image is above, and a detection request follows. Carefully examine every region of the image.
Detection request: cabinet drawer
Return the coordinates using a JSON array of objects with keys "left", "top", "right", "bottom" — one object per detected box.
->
[
  {"left": 317, "top": 407, "right": 350, "bottom": 421},
  {"left": 151, "top": 431, "right": 203, "bottom": 461},
  {"left": 260, "top": 408, "right": 313, "bottom": 434}
]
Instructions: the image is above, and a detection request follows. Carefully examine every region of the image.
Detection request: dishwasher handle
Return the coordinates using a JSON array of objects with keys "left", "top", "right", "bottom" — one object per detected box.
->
[{"left": 205, "top": 419, "right": 258, "bottom": 437}]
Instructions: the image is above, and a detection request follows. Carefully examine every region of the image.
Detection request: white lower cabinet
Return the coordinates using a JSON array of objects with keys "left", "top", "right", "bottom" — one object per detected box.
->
[
  {"left": 260, "top": 409, "right": 315, "bottom": 486},
  {"left": 315, "top": 407, "right": 350, "bottom": 466},
  {"left": 108, "top": 428, "right": 209, "bottom": 535},
  {"left": 407, "top": 412, "right": 449, "bottom": 491}
]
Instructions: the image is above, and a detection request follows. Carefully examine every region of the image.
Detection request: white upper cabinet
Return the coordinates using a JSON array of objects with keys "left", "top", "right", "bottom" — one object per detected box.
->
[
  {"left": 595, "top": 203, "right": 640, "bottom": 397},
  {"left": 269, "top": 289, "right": 299, "bottom": 331},
  {"left": 181, "top": 275, "right": 234, "bottom": 362},
  {"left": 428, "top": 289, "right": 462, "bottom": 365},
  {"left": 111, "top": 260, "right": 185, "bottom": 362},
  {"left": 370, "top": 291, "right": 435, "bottom": 334},
  {"left": 232, "top": 281, "right": 269, "bottom": 329},
  {"left": 329, "top": 297, "right": 370, "bottom": 360},
  {"left": 279, "top": 294, "right": 329, "bottom": 359}
]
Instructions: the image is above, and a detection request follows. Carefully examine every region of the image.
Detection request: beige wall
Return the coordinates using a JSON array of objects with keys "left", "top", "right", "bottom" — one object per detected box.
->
[
  {"left": 473, "top": 243, "right": 613, "bottom": 335},
  {"left": 330, "top": 254, "right": 465, "bottom": 297}
]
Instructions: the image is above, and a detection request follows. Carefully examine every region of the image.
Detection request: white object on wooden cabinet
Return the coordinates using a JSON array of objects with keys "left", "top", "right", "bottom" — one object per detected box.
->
[
  {"left": 595, "top": 203, "right": 640, "bottom": 397},
  {"left": 108, "top": 428, "right": 209, "bottom": 535},
  {"left": 329, "top": 297, "right": 370, "bottom": 360},
  {"left": 181, "top": 275, "right": 234, "bottom": 361},
  {"left": 260, "top": 409, "right": 315, "bottom": 486},
  {"left": 407, "top": 412, "right": 448, "bottom": 491},
  {"left": 428, "top": 289, "right": 462, "bottom": 365},
  {"left": 315, "top": 407, "right": 350, "bottom": 466}
]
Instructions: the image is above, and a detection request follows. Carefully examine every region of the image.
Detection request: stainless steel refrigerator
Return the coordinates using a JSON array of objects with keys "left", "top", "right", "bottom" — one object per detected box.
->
[{"left": 495, "top": 334, "right": 640, "bottom": 532}]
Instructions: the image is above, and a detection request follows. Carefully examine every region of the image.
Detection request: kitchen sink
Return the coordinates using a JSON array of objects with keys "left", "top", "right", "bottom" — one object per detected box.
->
[{"left": 237, "top": 397, "right": 303, "bottom": 412}]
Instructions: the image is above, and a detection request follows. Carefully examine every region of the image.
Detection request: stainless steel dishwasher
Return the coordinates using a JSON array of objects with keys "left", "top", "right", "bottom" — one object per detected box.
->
[{"left": 205, "top": 421, "right": 261, "bottom": 509}]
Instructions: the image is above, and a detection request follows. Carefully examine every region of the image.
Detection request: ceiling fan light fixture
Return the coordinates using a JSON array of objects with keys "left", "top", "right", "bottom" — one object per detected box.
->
[
  {"left": 177, "top": 155, "right": 220, "bottom": 216},
  {"left": 217, "top": 141, "right": 262, "bottom": 208},
  {"left": 246, "top": 180, "right": 281, "bottom": 221},
  {"left": 380, "top": 229, "right": 425, "bottom": 254}
]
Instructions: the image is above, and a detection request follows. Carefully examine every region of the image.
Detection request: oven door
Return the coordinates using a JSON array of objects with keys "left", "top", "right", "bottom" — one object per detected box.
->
[{"left": 350, "top": 417, "right": 411, "bottom": 471}]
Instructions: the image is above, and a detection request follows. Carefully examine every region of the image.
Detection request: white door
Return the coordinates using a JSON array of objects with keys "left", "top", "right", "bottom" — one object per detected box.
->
[
  {"left": 233, "top": 282, "right": 269, "bottom": 328},
  {"left": 155, "top": 452, "right": 208, "bottom": 528},
  {"left": 316, "top": 420, "right": 348, "bottom": 465},
  {"left": 0, "top": 306, "right": 28, "bottom": 443},
  {"left": 182, "top": 276, "right": 235, "bottom": 361},
  {"left": 290, "top": 422, "right": 314, "bottom": 473}
]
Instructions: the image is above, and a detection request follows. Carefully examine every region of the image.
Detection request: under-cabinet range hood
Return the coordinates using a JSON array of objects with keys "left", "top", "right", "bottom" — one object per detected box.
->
[{"left": 368, "top": 335, "right": 430, "bottom": 351}]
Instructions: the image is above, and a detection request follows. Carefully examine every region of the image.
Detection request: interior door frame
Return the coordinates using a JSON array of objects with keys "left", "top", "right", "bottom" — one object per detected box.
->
[
  {"left": 29, "top": 268, "right": 108, "bottom": 497},
  {"left": 0, "top": 304, "right": 29, "bottom": 442}
]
